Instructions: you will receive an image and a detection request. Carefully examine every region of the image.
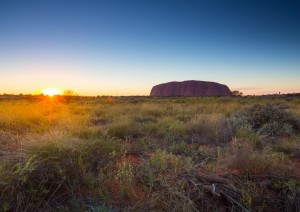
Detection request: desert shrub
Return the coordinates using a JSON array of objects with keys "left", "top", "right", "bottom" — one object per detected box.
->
[
  {"left": 274, "top": 137, "right": 300, "bottom": 157},
  {"left": 157, "top": 118, "right": 187, "bottom": 138},
  {"left": 235, "top": 125, "right": 262, "bottom": 148},
  {"left": 90, "top": 117, "right": 111, "bottom": 126},
  {"left": 229, "top": 114, "right": 249, "bottom": 133},
  {"left": 135, "top": 180, "right": 197, "bottom": 211},
  {"left": 125, "top": 137, "right": 149, "bottom": 153},
  {"left": 175, "top": 113, "right": 192, "bottom": 122},
  {"left": 0, "top": 130, "right": 21, "bottom": 151},
  {"left": 142, "top": 150, "right": 195, "bottom": 176},
  {"left": 221, "top": 139, "right": 293, "bottom": 176},
  {"left": 142, "top": 122, "right": 160, "bottom": 137},
  {"left": 270, "top": 178, "right": 300, "bottom": 211},
  {"left": 72, "top": 127, "right": 103, "bottom": 140},
  {"left": 133, "top": 115, "right": 157, "bottom": 124},
  {"left": 107, "top": 119, "right": 142, "bottom": 139},
  {"left": 0, "top": 137, "right": 121, "bottom": 211},
  {"left": 169, "top": 141, "right": 191, "bottom": 155},
  {"left": 197, "top": 145, "right": 217, "bottom": 160},
  {"left": 238, "top": 180, "right": 265, "bottom": 211},
  {"left": 142, "top": 106, "right": 164, "bottom": 118},
  {"left": 141, "top": 117, "right": 187, "bottom": 139},
  {"left": 186, "top": 115, "right": 232, "bottom": 144},
  {"left": 259, "top": 122, "right": 294, "bottom": 137},
  {"left": 230, "top": 103, "right": 300, "bottom": 137},
  {"left": 115, "top": 161, "right": 134, "bottom": 196}
]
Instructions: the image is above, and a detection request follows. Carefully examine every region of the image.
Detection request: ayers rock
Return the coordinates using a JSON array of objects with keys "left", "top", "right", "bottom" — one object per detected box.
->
[{"left": 150, "top": 80, "right": 231, "bottom": 97}]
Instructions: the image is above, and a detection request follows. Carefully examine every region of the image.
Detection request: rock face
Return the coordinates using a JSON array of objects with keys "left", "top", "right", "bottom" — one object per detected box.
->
[{"left": 150, "top": 80, "right": 231, "bottom": 97}]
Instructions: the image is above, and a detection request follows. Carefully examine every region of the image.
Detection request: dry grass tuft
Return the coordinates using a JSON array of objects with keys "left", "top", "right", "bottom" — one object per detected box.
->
[{"left": 220, "top": 139, "right": 294, "bottom": 176}]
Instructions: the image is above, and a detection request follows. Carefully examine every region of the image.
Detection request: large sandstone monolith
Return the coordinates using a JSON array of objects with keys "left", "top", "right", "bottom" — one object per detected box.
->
[{"left": 150, "top": 80, "right": 231, "bottom": 97}]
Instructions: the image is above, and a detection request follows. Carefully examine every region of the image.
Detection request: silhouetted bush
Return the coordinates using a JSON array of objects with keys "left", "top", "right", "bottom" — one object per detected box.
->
[{"left": 231, "top": 90, "right": 243, "bottom": 97}]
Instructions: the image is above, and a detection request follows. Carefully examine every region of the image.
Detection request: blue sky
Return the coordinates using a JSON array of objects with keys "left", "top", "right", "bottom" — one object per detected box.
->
[{"left": 0, "top": 0, "right": 299, "bottom": 95}]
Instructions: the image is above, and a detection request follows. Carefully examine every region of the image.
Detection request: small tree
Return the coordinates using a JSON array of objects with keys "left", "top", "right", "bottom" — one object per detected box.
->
[
  {"left": 63, "top": 90, "right": 78, "bottom": 96},
  {"left": 231, "top": 90, "right": 243, "bottom": 97}
]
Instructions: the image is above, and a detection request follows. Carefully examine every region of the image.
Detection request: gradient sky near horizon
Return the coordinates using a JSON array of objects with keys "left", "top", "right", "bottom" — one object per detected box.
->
[{"left": 1, "top": 0, "right": 299, "bottom": 96}]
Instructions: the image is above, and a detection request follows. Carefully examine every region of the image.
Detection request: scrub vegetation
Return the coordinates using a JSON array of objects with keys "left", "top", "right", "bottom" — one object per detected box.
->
[{"left": 0, "top": 94, "right": 299, "bottom": 211}]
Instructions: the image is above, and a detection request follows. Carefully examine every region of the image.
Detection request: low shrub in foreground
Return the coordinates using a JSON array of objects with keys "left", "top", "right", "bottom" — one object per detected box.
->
[
  {"left": 221, "top": 139, "right": 293, "bottom": 176},
  {"left": 140, "top": 150, "right": 195, "bottom": 189},
  {"left": 0, "top": 137, "right": 122, "bottom": 211}
]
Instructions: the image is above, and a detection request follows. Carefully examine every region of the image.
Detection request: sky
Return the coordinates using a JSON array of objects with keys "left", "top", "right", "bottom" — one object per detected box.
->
[{"left": 0, "top": 0, "right": 299, "bottom": 96}]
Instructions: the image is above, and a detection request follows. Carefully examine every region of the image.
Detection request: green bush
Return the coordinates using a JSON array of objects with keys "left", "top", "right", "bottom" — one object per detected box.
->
[
  {"left": 142, "top": 150, "right": 195, "bottom": 176},
  {"left": 230, "top": 103, "right": 300, "bottom": 137},
  {"left": 107, "top": 119, "right": 142, "bottom": 139}
]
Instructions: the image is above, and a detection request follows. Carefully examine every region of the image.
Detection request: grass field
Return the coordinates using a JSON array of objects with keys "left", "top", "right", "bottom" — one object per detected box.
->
[{"left": 0, "top": 95, "right": 299, "bottom": 211}]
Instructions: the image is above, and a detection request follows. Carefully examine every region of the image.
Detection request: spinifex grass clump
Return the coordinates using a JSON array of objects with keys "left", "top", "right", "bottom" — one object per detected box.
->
[
  {"left": 186, "top": 114, "right": 232, "bottom": 144},
  {"left": 221, "top": 139, "right": 293, "bottom": 176},
  {"left": 142, "top": 149, "right": 195, "bottom": 177}
]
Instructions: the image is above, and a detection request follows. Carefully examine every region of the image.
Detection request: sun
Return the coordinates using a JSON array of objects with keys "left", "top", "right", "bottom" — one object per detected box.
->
[{"left": 42, "top": 88, "right": 62, "bottom": 96}]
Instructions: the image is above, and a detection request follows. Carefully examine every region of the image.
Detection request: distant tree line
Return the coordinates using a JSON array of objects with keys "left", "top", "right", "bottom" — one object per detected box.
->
[{"left": 231, "top": 90, "right": 243, "bottom": 97}]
